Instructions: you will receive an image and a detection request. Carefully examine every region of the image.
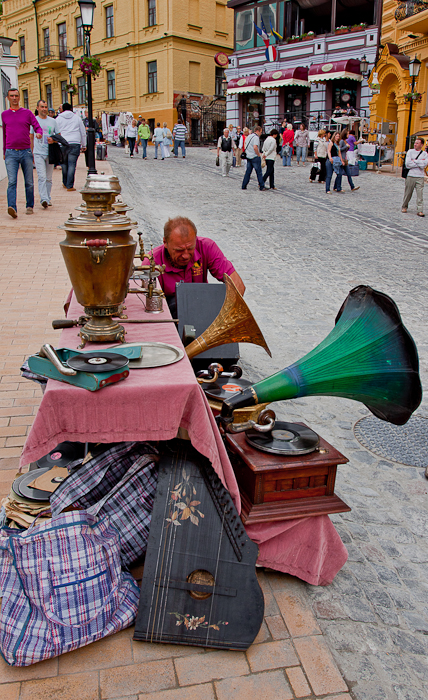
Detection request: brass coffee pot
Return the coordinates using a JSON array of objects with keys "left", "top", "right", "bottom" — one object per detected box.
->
[{"left": 59, "top": 174, "right": 137, "bottom": 347}]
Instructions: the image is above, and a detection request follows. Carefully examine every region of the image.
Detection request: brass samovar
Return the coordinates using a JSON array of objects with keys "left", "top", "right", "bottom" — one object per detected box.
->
[{"left": 59, "top": 174, "right": 137, "bottom": 347}]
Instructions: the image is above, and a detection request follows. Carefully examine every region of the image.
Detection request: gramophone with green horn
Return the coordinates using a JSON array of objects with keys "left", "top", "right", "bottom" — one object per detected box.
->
[{"left": 220, "top": 286, "right": 422, "bottom": 437}]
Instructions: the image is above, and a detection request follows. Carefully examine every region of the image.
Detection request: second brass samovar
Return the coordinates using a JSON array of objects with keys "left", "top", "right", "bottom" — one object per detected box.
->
[{"left": 59, "top": 174, "right": 136, "bottom": 346}]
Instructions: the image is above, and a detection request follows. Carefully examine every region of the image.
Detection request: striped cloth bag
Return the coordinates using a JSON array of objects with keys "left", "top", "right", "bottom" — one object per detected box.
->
[{"left": 0, "top": 511, "right": 140, "bottom": 666}]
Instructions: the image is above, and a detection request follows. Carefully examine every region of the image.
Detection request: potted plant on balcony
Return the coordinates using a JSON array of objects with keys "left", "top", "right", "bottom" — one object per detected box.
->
[
  {"left": 351, "top": 22, "right": 368, "bottom": 32},
  {"left": 286, "top": 35, "right": 300, "bottom": 44},
  {"left": 335, "top": 26, "right": 349, "bottom": 35},
  {"left": 79, "top": 56, "right": 103, "bottom": 80},
  {"left": 300, "top": 31, "right": 315, "bottom": 41}
]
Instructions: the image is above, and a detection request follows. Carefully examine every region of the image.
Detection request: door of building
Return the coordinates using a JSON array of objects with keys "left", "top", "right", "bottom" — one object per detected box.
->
[{"left": 243, "top": 95, "right": 264, "bottom": 129}]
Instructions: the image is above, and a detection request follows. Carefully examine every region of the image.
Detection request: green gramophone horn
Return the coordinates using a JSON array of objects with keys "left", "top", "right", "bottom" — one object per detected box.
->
[{"left": 221, "top": 286, "right": 422, "bottom": 426}]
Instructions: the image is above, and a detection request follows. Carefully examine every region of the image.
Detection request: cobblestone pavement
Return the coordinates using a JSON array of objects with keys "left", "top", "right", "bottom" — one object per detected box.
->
[
  {"left": 108, "top": 145, "right": 428, "bottom": 700},
  {"left": 0, "top": 146, "right": 427, "bottom": 700}
]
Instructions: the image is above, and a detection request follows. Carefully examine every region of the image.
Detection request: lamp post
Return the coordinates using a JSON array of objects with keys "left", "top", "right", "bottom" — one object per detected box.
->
[
  {"left": 405, "top": 56, "right": 421, "bottom": 151},
  {"left": 78, "top": 0, "right": 97, "bottom": 174},
  {"left": 65, "top": 52, "right": 74, "bottom": 108},
  {"left": 359, "top": 55, "right": 369, "bottom": 79}
]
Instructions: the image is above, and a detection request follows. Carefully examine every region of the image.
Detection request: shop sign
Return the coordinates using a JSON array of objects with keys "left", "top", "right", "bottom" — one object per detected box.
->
[
  {"left": 322, "top": 63, "right": 334, "bottom": 73},
  {"left": 272, "top": 71, "right": 283, "bottom": 80},
  {"left": 215, "top": 52, "right": 229, "bottom": 67},
  {"left": 237, "top": 78, "right": 247, "bottom": 87}
]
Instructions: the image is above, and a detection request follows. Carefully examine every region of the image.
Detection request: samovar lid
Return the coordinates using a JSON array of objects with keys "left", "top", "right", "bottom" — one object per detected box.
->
[{"left": 82, "top": 173, "right": 121, "bottom": 194}]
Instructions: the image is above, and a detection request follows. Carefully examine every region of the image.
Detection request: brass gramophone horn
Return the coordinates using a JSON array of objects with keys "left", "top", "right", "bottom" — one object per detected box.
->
[{"left": 185, "top": 274, "right": 272, "bottom": 360}]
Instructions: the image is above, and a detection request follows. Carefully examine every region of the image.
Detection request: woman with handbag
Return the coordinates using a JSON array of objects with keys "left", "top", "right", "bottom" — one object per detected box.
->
[
  {"left": 339, "top": 128, "right": 360, "bottom": 192},
  {"left": 262, "top": 128, "right": 279, "bottom": 190},
  {"left": 239, "top": 127, "right": 249, "bottom": 161},
  {"left": 310, "top": 129, "right": 328, "bottom": 183},
  {"left": 125, "top": 119, "right": 138, "bottom": 158},
  {"left": 282, "top": 123, "right": 294, "bottom": 166},
  {"left": 325, "top": 132, "right": 344, "bottom": 194}
]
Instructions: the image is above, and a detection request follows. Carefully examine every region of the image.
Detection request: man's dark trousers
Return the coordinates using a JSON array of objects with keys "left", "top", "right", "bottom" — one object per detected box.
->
[{"left": 242, "top": 156, "right": 265, "bottom": 190}]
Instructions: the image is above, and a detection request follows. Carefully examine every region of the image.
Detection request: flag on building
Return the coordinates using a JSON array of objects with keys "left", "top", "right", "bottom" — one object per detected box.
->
[
  {"left": 254, "top": 21, "right": 269, "bottom": 43},
  {"left": 270, "top": 20, "right": 283, "bottom": 41},
  {"left": 265, "top": 44, "right": 277, "bottom": 62}
]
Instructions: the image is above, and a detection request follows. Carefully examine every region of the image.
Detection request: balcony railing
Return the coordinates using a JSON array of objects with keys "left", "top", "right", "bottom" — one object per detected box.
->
[
  {"left": 395, "top": 0, "right": 428, "bottom": 22},
  {"left": 38, "top": 45, "right": 67, "bottom": 63}
]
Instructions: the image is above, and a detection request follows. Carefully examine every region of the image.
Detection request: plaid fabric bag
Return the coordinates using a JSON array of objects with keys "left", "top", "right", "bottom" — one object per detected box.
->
[
  {"left": 0, "top": 511, "right": 140, "bottom": 666},
  {"left": 50, "top": 442, "right": 159, "bottom": 567}
]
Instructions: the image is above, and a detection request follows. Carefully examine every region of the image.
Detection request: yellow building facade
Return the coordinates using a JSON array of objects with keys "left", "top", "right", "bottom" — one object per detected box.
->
[
  {"left": 369, "top": 0, "right": 428, "bottom": 152},
  {"left": 0, "top": 0, "right": 233, "bottom": 130}
]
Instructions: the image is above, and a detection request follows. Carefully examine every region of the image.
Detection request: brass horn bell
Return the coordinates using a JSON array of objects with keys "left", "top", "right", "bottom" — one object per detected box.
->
[{"left": 185, "top": 274, "right": 272, "bottom": 360}]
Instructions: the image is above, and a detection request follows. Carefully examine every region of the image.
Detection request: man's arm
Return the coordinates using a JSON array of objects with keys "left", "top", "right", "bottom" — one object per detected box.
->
[
  {"left": 30, "top": 132, "right": 34, "bottom": 152},
  {"left": 2, "top": 114, "right": 6, "bottom": 158},
  {"left": 230, "top": 270, "right": 245, "bottom": 296},
  {"left": 29, "top": 112, "right": 43, "bottom": 138}
]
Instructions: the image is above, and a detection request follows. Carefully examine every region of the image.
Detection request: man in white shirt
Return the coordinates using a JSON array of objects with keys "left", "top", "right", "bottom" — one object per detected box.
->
[
  {"left": 55, "top": 102, "right": 86, "bottom": 191},
  {"left": 402, "top": 137, "right": 428, "bottom": 217},
  {"left": 241, "top": 126, "right": 266, "bottom": 191},
  {"left": 30, "top": 99, "right": 58, "bottom": 208},
  {"left": 216, "top": 128, "right": 234, "bottom": 177}
]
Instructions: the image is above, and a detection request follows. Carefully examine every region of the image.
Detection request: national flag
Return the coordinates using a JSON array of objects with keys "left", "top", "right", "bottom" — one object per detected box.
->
[
  {"left": 260, "top": 16, "right": 270, "bottom": 39},
  {"left": 265, "top": 44, "right": 277, "bottom": 62},
  {"left": 254, "top": 21, "right": 269, "bottom": 42},
  {"left": 270, "top": 20, "right": 283, "bottom": 41}
]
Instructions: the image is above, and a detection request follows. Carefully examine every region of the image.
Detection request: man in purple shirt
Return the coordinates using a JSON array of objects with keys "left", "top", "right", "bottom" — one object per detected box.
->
[
  {"left": 2, "top": 87, "right": 43, "bottom": 218},
  {"left": 149, "top": 216, "right": 245, "bottom": 314}
]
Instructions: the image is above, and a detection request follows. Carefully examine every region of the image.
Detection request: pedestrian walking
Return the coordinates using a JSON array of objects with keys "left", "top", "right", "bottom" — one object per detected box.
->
[
  {"left": 30, "top": 98, "right": 58, "bottom": 208},
  {"left": 125, "top": 119, "right": 138, "bottom": 158},
  {"left": 234, "top": 126, "right": 243, "bottom": 166},
  {"left": 339, "top": 128, "right": 360, "bottom": 192},
  {"left": 216, "top": 127, "right": 234, "bottom": 177},
  {"left": 310, "top": 129, "right": 328, "bottom": 183},
  {"left": 2, "top": 87, "right": 43, "bottom": 218},
  {"left": 238, "top": 127, "right": 249, "bottom": 165},
  {"left": 241, "top": 126, "right": 266, "bottom": 191},
  {"left": 402, "top": 137, "right": 428, "bottom": 217},
  {"left": 55, "top": 103, "right": 86, "bottom": 191},
  {"left": 153, "top": 122, "right": 166, "bottom": 159},
  {"left": 325, "top": 132, "right": 344, "bottom": 194},
  {"left": 282, "top": 123, "right": 294, "bottom": 166},
  {"left": 294, "top": 123, "right": 310, "bottom": 165},
  {"left": 262, "top": 128, "right": 278, "bottom": 190},
  {"left": 163, "top": 122, "right": 173, "bottom": 158},
  {"left": 138, "top": 118, "right": 150, "bottom": 159},
  {"left": 173, "top": 119, "right": 187, "bottom": 158}
]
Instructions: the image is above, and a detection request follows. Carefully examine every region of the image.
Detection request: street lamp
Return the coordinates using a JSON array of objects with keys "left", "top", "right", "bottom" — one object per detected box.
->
[
  {"left": 78, "top": 0, "right": 97, "bottom": 175},
  {"left": 359, "top": 55, "right": 369, "bottom": 79},
  {"left": 65, "top": 52, "right": 74, "bottom": 108},
  {"left": 405, "top": 55, "right": 422, "bottom": 150}
]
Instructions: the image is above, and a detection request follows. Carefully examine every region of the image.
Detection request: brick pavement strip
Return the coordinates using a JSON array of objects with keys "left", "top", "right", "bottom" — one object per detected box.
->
[
  {"left": 214, "top": 668, "right": 293, "bottom": 700},
  {"left": 2, "top": 146, "right": 427, "bottom": 699}
]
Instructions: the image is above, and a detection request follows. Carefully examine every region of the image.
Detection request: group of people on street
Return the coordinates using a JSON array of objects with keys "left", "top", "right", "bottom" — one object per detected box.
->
[
  {"left": 125, "top": 118, "right": 187, "bottom": 160},
  {"left": 2, "top": 88, "right": 87, "bottom": 217}
]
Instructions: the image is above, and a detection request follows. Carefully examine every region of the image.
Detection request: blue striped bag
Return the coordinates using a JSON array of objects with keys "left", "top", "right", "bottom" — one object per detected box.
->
[{"left": 0, "top": 511, "right": 140, "bottom": 666}]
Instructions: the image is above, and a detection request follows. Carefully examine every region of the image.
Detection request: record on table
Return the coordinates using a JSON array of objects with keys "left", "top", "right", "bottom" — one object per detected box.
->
[
  {"left": 67, "top": 352, "right": 129, "bottom": 373},
  {"left": 203, "top": 376, "right": 252, "bottom": 402},
  {"left": 111, "top": 342, "right": 184, "bottom": 368},
  {"left": 245, "top": 421, "right": 319, "bottom": 455},
  {"left": 13, "top": 469, "right": 54, "bottom": 502},
  {"left": 36, "top": 441, "right": 85, "bottom": 469}
]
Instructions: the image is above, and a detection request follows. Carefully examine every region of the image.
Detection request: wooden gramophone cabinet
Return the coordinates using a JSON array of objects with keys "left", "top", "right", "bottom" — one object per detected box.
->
[{"left": 225, "top": 425, "right": 351, "bottom": 525}]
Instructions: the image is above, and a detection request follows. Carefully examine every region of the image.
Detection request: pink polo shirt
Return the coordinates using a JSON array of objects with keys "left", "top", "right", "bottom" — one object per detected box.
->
[{"left": 151, "top": 237, "right": 235, "bottom": 298}]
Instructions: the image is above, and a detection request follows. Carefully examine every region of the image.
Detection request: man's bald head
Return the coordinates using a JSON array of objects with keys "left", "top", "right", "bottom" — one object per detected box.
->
[{"left": 163, "top": 217, "right": 197, "bottom": 243}]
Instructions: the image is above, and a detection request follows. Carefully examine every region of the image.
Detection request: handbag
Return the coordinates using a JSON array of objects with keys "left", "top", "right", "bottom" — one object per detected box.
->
[
  {"left": 124, "top": 144, "right": 130, "bottom": 154},
  {"left": 216, "top": 156, "right": 220, "bottom": 166},
  {"left": 0, "top": 511, "right": 140, "bottom": 666},
  {"left": 348, "top": 163, "right": 359, "bottom": 177},
  {"left": 232, "top": 155, "right": 236, "bottom": 167},
  {"left": 261, "top": 155, "right": 266, "bottom": 168},
  {"left": 135, "top": 144, "right": 139, "bottom": 154},
  {"left": 281, "top": 144, "right": 290, "bottom": 157}
]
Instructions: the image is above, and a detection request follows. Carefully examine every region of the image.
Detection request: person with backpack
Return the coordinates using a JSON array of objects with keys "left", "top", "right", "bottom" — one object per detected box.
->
[
  {"left": 402, "top": 137, "right": 428, "bottom": 217},
  {"left": 216, "top": 127, "right": 235, "bottom": 177}
]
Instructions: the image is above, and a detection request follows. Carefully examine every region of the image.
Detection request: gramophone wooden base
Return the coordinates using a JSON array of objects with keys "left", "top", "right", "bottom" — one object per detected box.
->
[{"left": 226, "top": 426, "right": 351, "bottom": 525}]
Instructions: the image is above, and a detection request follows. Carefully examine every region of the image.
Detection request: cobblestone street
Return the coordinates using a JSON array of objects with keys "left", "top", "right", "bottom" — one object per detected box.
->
[{"left": 0, "top": 146, "right": 427, "bottom": 700}]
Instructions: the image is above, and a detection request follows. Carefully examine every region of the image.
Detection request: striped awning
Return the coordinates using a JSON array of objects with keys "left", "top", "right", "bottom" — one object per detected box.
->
[
  {"left": 308, "top": 60, "right": 363, "bottom": 82},
  {"left": 260, "top": 66, "right": 310, "bottom": 89},
  {"left": 227, "top": 75, "right": 265, "bottom": 95}
]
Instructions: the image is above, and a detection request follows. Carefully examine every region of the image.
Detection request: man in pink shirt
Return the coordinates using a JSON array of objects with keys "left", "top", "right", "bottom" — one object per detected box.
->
[
  {"left": 150, "top": 216, "right": 245, "bottom": 314},
  {"left": 2, "top": 87, "right": 43, "bottom": 218}
]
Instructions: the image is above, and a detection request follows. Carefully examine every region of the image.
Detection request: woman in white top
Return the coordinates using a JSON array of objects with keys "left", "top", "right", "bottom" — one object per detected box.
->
[
  {"left": 310, "top": 129, "right": 328, "bottom": 183},
  {"left": 262, "top": 129, "right": 279, "bottom": 190},
  {"left": 125, "top": 119, "right": 138, "bottom": 158},
  {"left": 153, "top": 122, "right": 166, "bottom": 159},
  {"left": 162, "top": 122, "right": 173, "bottom": 158}
]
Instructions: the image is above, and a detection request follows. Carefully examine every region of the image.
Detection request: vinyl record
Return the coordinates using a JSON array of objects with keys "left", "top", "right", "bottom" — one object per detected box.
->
[
  {"left": 245, "top": 421, "right": 319, "bottom": 455},
  {"left": 13, "top": 469, "right": 54, "bottom": 502},
  {"left": 203, "top": 376, "right": 252, "bottom": 402},
  {"left": 67, "top": 352, "right": 129, "bottom": 373},
  {"left": 36, "top": 441, "right": 85, "bottom": 469}
]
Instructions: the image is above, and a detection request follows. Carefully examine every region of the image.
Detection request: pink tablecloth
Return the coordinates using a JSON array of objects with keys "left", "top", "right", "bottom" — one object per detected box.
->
[{"left": 21, "top": 290, "right": 348, "bottom": 585}]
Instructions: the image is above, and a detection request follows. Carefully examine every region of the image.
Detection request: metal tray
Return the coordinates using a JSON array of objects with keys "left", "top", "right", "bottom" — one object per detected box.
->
[{"left": 111, "top": 342, "right": 184, "bottom": 368}]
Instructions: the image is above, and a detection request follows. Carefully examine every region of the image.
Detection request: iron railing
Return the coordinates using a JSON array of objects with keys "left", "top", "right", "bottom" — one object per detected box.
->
[
  {"left": 395, "top": 0, "right": 428, "bottom": 22},
  {"left": 38, "top": 45, "right": 67, "bottom": 63}
]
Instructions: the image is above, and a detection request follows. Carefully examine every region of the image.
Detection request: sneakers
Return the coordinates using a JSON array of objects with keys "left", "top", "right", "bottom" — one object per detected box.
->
[
  {"left": 41, "top": 201, "right": 48, "bottom": 208},
  {"left": 26, "top": 207, "right": 33, "bottom": 215},
  {"left": 130, "top": 155, "right": 133, "bottom": 158},
  {"left": 47, "top": 202, "right": 52, "bottom": 206},
  {"left": 417, "top": 212, "right": 425, "bottom": 217},
  {"left": 7, "top": 206, "right": 17, "bottom": 218},
  {"left": 401, "top": 207, "right": 407, "bottom": 213}
]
